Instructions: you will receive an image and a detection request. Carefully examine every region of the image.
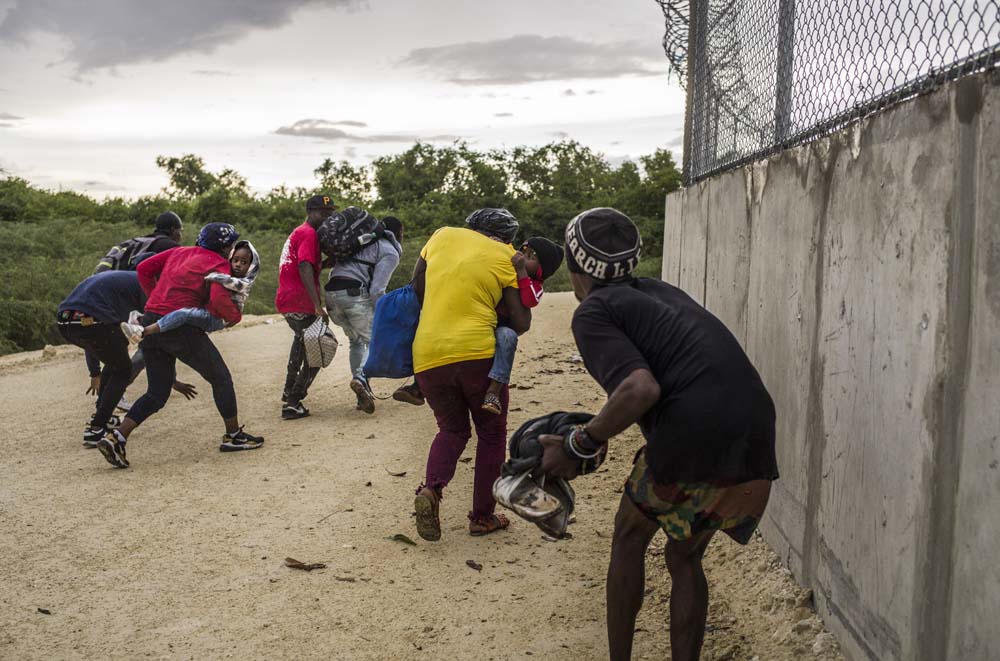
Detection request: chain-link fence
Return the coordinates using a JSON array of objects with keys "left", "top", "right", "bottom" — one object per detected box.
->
[{"left": 657, "top": 1, "right": 1000, "bottom": 183}]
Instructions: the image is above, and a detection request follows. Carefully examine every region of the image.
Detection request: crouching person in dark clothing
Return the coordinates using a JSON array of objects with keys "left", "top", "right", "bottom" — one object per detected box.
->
[
  {"left": 97, "top": 223, "right": 263, "bottom": 469},
  {"left": 57, "top": 271, "right": 197, "bottom": 448},
  {"left": 539, "top": 208, "right": 779, "bottom": 661}
]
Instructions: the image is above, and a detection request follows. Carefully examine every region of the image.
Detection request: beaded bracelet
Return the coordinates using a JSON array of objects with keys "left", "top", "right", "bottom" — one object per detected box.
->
[{"left": 565, "top": 426, "right": 603, "bottom": 459}]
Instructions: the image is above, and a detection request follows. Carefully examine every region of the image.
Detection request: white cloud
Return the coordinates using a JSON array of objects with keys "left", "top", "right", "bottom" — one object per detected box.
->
[
  {"left": 401, "top": 34, "right": 663, "bottom": 86},
  {"left": 192, "top": 69, "right": 237, "bottom": 77},
  {"left": 0, "top": 0, "right": 362, "bottom": 71},
  {"left": 274, "top": 118, "right": 458, "bottom": 143}
]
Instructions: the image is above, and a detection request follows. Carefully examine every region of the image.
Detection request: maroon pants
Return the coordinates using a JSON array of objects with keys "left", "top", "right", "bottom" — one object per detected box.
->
[{"left": 416, "top": 358, "right": 509, "bottom": 519}]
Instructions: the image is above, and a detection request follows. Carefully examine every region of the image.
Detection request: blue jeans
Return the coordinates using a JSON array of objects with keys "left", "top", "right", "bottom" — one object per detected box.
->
[
  {"left": 156, "top": 307, "right": 226, "bottom": 334},
  {"left": 488, "top": 325, "right": 519, "bottom": 384},
  {"left": 325, "top": 289, "right": 375, "bottom": 378}
]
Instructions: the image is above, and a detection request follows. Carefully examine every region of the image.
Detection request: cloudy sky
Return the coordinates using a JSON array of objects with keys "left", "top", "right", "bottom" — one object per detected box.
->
[{"left": 0, "top": 0, "right": 684, "bottom": 198}]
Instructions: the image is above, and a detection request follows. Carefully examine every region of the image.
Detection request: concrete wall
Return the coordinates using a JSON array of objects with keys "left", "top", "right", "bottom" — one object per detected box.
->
[{"left": 661, "top": 70, "right": 1000, "bottom": 661}]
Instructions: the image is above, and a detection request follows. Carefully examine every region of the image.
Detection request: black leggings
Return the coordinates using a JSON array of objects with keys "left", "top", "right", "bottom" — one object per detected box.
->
[
  {"left": 59, "top": 322, "right": 131, "bottom": 428},
  {"left": 127, "top": 314, "right": 237, "bottom": 427}
]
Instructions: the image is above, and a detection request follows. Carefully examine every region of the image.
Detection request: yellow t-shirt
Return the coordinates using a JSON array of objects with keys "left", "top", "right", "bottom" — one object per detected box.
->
[{"left": 412, "top": 227, "right": 518, "bottom": 373}]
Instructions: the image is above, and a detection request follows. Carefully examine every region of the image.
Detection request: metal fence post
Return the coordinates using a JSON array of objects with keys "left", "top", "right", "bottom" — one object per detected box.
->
[
  {"left": 774, "top": 0, "right": 796, "bottom": 145},
  {"left": 684, "top": 0, "right": 710, "bottom": 184}
]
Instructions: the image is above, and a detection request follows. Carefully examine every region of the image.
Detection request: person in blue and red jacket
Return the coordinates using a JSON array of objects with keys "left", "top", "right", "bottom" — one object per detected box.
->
[{"left": 96, "top": 223, "right": 264, "bottom": 469}]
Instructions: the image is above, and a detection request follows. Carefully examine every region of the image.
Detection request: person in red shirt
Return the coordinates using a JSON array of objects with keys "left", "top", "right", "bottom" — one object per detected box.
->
[
  {"left": 275, "top": 194, "right": 335, "bottom": 420},
  {"left": 96, "top": 223, "right": 264, "bottom": 469}
]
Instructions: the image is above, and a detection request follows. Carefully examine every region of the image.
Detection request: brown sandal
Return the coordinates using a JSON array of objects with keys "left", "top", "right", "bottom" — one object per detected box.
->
[
  {"left": 468, "top": 512, "right": 510, "bottom": 536},
  {"left": 414, "top": 484, "right": 442, "bottom": 541},
  {"left": 481, "top": 392, "right": 502, "bottom": 415}
]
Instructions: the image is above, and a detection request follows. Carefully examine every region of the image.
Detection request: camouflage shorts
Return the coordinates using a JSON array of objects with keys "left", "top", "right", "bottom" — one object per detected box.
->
[{"left": 624, "top": 448, "right": 771, "bottom": 545}]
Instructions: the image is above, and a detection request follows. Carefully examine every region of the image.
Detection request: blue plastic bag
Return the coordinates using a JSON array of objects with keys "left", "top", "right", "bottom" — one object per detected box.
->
[{"left": 363, "top": 284, "right": 420, "bottom": 379}]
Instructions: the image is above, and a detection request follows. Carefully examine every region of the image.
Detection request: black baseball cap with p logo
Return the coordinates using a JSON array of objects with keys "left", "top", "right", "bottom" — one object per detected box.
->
[{"left": 306, "top": 194, "right": 337, "bottom": 211}]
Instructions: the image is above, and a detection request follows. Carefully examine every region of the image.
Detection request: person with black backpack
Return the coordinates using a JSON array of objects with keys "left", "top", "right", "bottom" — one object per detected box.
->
[
  {"left": 321, "top": 211, "right": 403, "bottom": 414},
  {"left": 83, "top": 211, "right": 185, "bottom": 409},
  {"left": 93, "top": 211, "right": 183, "bottom": 274}
]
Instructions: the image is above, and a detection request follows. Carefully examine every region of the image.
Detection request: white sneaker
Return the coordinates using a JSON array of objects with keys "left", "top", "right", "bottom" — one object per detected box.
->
[
  {"left": 128, "top": 310, "right": 141, "bottom": 326},
  {"left": 116, "top": 396, "right": 132, "bottom": 413},
  {"left": 120, "top": 322, "right": 144, "bottom": 345}
]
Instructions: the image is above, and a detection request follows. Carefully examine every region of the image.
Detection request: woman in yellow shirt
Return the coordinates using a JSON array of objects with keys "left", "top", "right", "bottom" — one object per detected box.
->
[{"left": 411, "top": 209, "right": 531, "bottom": 541}]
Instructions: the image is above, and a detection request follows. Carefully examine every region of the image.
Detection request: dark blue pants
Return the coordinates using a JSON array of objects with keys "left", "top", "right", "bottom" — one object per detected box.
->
[{"left": 59, "top": 322, "right": 131, "bottom": 428}]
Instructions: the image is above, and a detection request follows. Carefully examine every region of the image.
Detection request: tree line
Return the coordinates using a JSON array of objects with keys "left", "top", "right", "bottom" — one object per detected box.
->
[{"left": 0, "top": 140, "right": 681, "bottom": 354}]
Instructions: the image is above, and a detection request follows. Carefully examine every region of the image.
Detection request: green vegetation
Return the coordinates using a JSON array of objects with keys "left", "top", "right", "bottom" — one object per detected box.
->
[{"left": 0, "top": 141, "right": 680, "bottom": 355}]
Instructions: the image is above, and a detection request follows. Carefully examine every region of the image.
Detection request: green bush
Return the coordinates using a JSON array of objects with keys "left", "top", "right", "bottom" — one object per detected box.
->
[{"left": 0, "top": 141, "right": 679, "bottom": 355}]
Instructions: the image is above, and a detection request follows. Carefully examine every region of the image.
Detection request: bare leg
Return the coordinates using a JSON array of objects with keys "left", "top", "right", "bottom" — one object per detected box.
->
[
  {"left": 142, "top": 322, "right": 162, "bottom": 338},
  {"left": 486, "top": 379, "right": 502, "bottom": 396},
  {"left": 607, "top": 493, "right": 660, "bottom": 661},
  {"left": 117, "top": 417, "right": 138, "bottom": 439},
  {"left": 223, "top": 415, "right": 240, "bottom": 434},
  {"left": 664, "top": 529, "right": 716, "bottom": 661}
]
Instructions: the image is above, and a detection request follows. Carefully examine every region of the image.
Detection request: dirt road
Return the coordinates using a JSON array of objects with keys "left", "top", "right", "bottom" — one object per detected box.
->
[{"left": 0, "top": 293, "right": 842, "bottom": 660}]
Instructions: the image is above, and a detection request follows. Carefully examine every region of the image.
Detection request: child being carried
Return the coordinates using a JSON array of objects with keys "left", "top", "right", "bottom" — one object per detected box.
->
[
  {"left": 393, "top": 236, "right": 563, "bottom": 414},
  {"left": 481, "top": 236, "right": 562, "bottom": 414},
  {"left": 121, "top": 240, "right": 260, "bottom": 342}
]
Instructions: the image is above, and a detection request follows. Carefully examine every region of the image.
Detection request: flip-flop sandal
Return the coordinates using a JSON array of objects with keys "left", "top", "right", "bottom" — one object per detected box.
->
[
  {"left": 481, "top": 392, "right": 502, "bottom": 415},
  {"left": 469, "top": 513, "right": 510, "bottom": 536}
]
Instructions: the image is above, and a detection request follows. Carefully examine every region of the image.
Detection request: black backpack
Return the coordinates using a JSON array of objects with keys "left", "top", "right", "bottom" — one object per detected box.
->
[
  {"left": 317, "top": 206, "right": 384, "bottom": 260},
  {"left": 93, "top": 235, "right": 161, "bottom": 274}
]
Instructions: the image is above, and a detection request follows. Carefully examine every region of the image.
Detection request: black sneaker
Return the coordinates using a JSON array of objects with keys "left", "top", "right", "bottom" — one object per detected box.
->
[
  {"left": 83, "top": 425, "right": 106, "bottom": 448},
  {"left": 393, "top": 383, "right": 425, "bottom": 406},
  {"left": 350, "top": 377, "right": 375, "bottom": 414},
  {"left": 220, "top": 427, "right": 265, "bottom": 452},
  {"left": 83, "top": 415, "right": 121, "bottom": 448},
  {"left": 281, "top": 403, "right": 310, "bottom": 420},
  {"left": 97, "top": 430, "right": 129, "bottom": 468}
]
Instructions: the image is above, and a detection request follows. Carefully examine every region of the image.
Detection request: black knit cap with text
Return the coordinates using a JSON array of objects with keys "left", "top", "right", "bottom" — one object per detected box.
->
[{"left": 564, "top": 207, "right": 642, "bottom": 282}]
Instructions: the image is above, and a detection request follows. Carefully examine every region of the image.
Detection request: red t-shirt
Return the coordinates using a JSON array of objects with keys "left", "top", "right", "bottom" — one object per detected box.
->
[
  {"left": 275, "top": 222, "right": 322, "bottom": 314},
  {"left": 137, "top": 246, "right": 241, "bottom": 325}
]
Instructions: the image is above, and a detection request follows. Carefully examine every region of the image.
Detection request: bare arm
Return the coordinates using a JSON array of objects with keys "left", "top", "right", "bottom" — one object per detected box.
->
[
  {"left": 584, "top": 368, "right": 661, "bottom": 441},
  {"left": 411, "top": 256, "right": 427, "bottom": 303},
  {"left": 540, "top": 368, "right": 661, "bottom": 479},
  {"left": 298, "top": 261, "right": 327, "bottom": 321},
  {"left": 501, "top": 286, "right": 531, "bottom": 335}
]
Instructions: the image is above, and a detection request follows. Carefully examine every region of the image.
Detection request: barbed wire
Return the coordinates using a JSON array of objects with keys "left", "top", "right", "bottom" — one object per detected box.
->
[{"left": 656, "top": 0, "right": 1000, "bottom": 183}]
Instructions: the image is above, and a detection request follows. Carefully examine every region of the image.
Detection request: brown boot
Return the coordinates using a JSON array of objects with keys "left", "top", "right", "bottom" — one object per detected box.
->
[{"left": 414, "top": 484, "right": 441, "bottom": 541}]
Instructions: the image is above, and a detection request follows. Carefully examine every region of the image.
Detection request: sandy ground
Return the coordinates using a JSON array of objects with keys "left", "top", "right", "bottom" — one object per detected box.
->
[{"left": 0, "top": 293, "right": 843, "bottom": 660}]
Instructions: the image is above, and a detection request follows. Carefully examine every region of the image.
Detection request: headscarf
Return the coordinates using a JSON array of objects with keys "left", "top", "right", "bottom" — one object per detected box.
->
[{"left": 465, "top": 208, "right": 519, "bottom": 244}]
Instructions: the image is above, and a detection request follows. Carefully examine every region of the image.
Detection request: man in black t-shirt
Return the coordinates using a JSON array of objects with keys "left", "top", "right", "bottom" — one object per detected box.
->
[{"left": 539, "top": 207, "right": 778, "bottom": 661}]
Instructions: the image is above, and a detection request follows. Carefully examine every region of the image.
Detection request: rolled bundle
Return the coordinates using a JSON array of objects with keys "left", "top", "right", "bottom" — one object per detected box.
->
[{"left": 493, "top": 411, "right": 598, "bottom": 538}]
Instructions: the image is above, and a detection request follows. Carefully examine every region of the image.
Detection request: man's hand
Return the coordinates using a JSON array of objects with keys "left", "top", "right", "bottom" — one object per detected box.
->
[
  {"left": 172, "top": 380, "right": 198, "bottom": 400},
  {"left": 511, "top": 252, "right": 529, "bottom": 277},
  {"left": 539, "top": 434, "right": 579, "bottom": 480},
  {"left": 86, "top": 375, "right": 101, "bottom": 396},
  {"left": 316, "top": 306, "right": 330, "bottom": 325}
]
